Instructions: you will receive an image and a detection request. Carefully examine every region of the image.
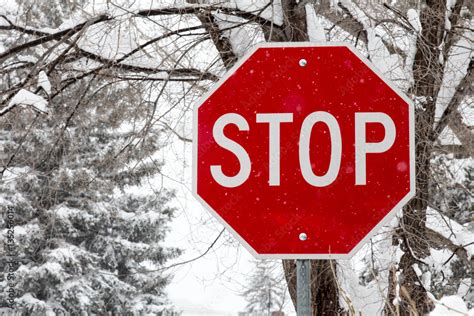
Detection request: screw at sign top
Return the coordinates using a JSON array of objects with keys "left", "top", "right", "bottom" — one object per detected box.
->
[
  {"left": 299, "top": 59, "right": 307, "bottom": 67},
  {"left": 299, "top": 233, "right": 307, "bottom": 241}
]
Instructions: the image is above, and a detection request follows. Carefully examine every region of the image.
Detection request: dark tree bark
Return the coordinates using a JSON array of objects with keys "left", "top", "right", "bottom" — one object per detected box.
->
[
  {"left": 2, "top": 0, "right": 471, "bottom": 314},
  {"left": 385, "top": 0, "right": 466, "bottom": 314},
  {"left": 183, "top": 0, "right": 471, "bottom": 314},
  {"left": 276, "top": 3, "right": 340, "bottom": 314},
  {"left": 196, "top": 12, "right": 238, "bottom": 71},
  {"left": 283, "top": 260, "right": 340, "bottom": 315}
]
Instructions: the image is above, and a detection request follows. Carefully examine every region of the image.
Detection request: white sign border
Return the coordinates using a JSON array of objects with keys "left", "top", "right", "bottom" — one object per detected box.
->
[{"left": 192, "top": 42, "right": 416, "bottom": 260}]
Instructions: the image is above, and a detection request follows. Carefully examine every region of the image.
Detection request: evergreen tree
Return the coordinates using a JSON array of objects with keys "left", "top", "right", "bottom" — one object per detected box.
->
[
  {"left": 242, "top": 260, "right": 286, "bottom": 315},
  {"left": 447, "top": 165, "right": 473, "bottom": 224},
  {"left": 1, "top": 0, "right": 472, "bottom": 314},
  {"left": 428, "top": 155, "right": 472, "bottom": 302},
  {"left": 0, "top": 77, "right": 181, "bottom": 314},
  {"left": 0, "top": 2, "right": 181, "bottom": 314},
  {"left": 430, "top": 155, "right": 473, "bottom": 224}
]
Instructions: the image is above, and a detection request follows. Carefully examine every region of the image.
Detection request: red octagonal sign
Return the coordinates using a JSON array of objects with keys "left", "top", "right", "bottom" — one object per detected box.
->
[{"left": 193, "top": 43, "right": 415, "bottom": 259}]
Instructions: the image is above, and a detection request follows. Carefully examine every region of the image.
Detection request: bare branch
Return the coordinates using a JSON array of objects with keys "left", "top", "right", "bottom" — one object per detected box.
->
[
  {"left": 280, "top": 0, "right": 308, "bottom": 41},
  {"left": 433, "top": 144, "right": 472, "bottom": 158},
  {"left": 0, "top": 14, "right": 111, "bottom": 61},
  {"left": 197, "top": 11, "right": 237, "bottom": 70},
  {"left": 442, "top": 0, "right": 467, "bottom": 62},
  {"left": 318, "top": 1, "right": 404, "bottom": 57},
  {"left": 448, "top": 111, "right": 474, "bottom": 157},
  {"left": 425, "top": 227, "right": 469, "bottom": 265},
  {"left": 0, "top": 18, "right": 219, "bottom": 83},
  {"left": 317, "top": 0, "right": 367, "bottom": 44},
  {"left": 136, "top": 5, "right": 281, "bottom": 31},
  {"left": 432, "top": 59, "right": 473, "bottom": 143},
  {"left": 93, "top": 228, "right": 225, "bottom": 276}
]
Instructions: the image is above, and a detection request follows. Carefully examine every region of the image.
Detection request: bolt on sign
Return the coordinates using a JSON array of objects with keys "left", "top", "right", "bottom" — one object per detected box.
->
[{"left": 193, "top": 43, "right": 415, "bottom": 259}]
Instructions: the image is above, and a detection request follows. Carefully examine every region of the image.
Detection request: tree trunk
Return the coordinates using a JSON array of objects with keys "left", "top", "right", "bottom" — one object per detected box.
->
[
  {"left": 385, "top": 0, "right": 451, "bottom": 314},
  {"left": 276, "top": 2, "right": 341, "bottom": 315},
  {"left": 283, "top": 260, "right": 340, "bottom": 315}
]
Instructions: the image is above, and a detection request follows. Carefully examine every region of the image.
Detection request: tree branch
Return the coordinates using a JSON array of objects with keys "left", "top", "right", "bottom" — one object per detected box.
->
[
  {"left": 136, "top": 5, "right": 281, "bottom": 30},
  {"left": 442, "top": 0, "right": 466, "bottom": 62},
  {"left": 433, "top": 144, "right": 472, "bottom": 158},
  {"left": 318, "top": 1, "right": 404, "bottom": 57},
  {"left": 196, "top": 11, "right": 237, "bottom": 70},
  {"left": 1, "top": 18, "right": 219, "bottom": 83},
  {"left": 448, "top": 111, "right": 474, "bottom": 157},
  {"left": 425, "top": 227, "right": 469, "bottom": 265},
  {"left": 432, "top": 59, "right": 473, "bottom": 149},
  {"left": 0, "top": 14, "right": 111, "bottom": 61},
  {"left": 75, "top": 44, "right": 218, "bottom": 82}
]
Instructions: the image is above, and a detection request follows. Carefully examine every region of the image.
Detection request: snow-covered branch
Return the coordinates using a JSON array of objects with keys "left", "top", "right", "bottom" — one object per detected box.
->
[
  {"left": 432, "top": 59, "right": 473, "bottom": 144},
  {"left": 0, "top": 14, "right": 111, "bottom": 61}
]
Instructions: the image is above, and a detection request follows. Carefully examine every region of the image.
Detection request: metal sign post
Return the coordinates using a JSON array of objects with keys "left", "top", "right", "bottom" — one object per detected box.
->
[{"left": 296, "top": 259, "right": 311, "bottom": 316}]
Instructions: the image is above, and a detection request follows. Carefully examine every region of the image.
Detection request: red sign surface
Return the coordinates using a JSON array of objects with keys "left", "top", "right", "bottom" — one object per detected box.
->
[{"left": 193, "top": 43, "right": 414, "bottom": 259}]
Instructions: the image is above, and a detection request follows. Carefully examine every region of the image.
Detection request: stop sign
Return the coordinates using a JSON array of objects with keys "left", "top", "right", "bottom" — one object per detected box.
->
[{"left": 193, "top": 43, "right": 414, "bottom": 259}]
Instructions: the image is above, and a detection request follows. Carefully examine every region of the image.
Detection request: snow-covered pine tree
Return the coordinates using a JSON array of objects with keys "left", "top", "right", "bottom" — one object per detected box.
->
[
  {"left": 0, "top": 75, "right": 181, "bottom": 314},
  {"left": 0, "top": 2, "right": 181, "bottom": 313},
  {"left": 1, "top": 0, "right": 471, "bottom": 314},
  {"left": 427, "top": 154, "right": 473, "bottom": 302},
  {"left": 431, "top": 155, "right": 473, "bottom": 225},
  {"left": 241, "top": 260, "right": 286, "bottom": 315}
]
